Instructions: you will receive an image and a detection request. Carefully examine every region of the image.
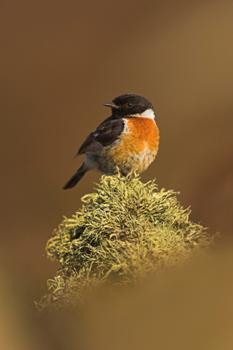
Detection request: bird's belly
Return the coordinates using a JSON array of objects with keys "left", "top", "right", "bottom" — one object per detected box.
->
[{"left": 98, "top": 118, "right": 159, "bottom": 175}]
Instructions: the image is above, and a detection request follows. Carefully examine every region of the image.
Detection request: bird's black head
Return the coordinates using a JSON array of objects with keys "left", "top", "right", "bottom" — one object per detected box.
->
[{"left": 104, "top": 93, "right": 154, "bottom": 118}]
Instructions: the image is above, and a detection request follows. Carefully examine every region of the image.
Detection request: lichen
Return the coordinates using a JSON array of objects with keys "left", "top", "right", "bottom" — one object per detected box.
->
[{"left": 39, "top": 173, "right": 211, "bottom": 309}]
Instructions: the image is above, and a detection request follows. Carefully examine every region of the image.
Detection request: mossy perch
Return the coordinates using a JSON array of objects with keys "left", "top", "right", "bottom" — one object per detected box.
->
[{"left": 40, "top": 174, "right": 210, "bottom": 308}]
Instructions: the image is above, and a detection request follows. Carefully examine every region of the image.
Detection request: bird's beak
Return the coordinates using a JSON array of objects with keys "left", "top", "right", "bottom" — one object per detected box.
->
[{"left": 103, "top": 102, "right": 120, "bottom": 109}]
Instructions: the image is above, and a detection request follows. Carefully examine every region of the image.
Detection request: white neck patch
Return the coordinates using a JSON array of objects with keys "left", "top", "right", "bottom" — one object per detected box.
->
[{"left": 130, "top": 108, "right": 155, "bottom": 120}]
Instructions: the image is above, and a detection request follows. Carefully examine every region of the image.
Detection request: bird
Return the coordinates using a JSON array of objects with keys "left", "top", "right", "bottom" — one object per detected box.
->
[{"left": 63, "top": 93, "right": 160, "bottom": 189}]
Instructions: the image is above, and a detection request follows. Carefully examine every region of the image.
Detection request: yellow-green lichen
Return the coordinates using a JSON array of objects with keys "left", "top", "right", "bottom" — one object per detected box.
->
[{"left": 40, "top": 174, "right": 211, "bottom": 308}]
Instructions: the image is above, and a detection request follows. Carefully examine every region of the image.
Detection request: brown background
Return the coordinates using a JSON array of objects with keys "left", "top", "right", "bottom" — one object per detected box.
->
[{"left": 0, "top": 0, "right": 233, "bottom": 347}]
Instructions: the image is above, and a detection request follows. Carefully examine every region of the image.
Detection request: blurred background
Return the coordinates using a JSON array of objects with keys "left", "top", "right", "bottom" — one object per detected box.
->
[{"left": 0, "top": 0, "right": 233, "bottom": 349}]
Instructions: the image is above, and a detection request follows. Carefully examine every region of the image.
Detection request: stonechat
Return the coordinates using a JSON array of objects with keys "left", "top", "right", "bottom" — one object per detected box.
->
[{"left": 63, "top": 93, "right": 160, "bottom": 189}]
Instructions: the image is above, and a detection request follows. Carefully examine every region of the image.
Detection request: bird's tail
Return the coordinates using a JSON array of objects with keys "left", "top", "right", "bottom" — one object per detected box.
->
[{"left": 63, "top": 163, "right": 88, "bottom": 190}]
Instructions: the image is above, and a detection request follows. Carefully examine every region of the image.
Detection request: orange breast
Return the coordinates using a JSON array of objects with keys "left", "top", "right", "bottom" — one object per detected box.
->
[
  {"left": 107, "top": 117, "right": 160, "bottom": 161},
  {"left": 125, "top": 117, "right": 160, "bottom": 153},
  {"left": 102, "top": 117, "right": 160, "bottom": 174}
]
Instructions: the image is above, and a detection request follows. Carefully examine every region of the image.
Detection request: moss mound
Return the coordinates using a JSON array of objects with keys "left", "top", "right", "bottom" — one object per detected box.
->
[{"left": 41, "top": 174, "right": 210, "bottom": 308}]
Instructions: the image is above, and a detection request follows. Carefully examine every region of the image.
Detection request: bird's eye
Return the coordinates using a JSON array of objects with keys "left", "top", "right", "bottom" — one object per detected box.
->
[{"left": 127, "top": 102, "right": 133, "bottom": 107}]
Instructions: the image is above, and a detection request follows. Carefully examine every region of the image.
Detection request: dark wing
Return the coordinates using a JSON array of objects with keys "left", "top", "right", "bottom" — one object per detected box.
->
[{"left": 78, "top": 118, "right": 124, "bottom": 155}]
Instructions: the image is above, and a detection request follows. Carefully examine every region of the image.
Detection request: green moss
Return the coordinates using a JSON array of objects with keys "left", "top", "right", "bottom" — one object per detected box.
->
[{"left": 40, "top": 174, "right": 211, "bottom": 308}]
